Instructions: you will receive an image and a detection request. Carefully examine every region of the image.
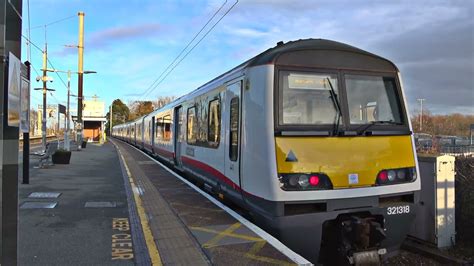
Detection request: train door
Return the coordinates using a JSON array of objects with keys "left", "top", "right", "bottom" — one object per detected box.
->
[
  {"left": 151, "top": 117, "right": 155, "bottom": 152},
  {"left": 224, "top": 81, "right": 242, "bottom": 190},
  {"left": 174, "top": 106, "right": 183, "bottom": 168}
]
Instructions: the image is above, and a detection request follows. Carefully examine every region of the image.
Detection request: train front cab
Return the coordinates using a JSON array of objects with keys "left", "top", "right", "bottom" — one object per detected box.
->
[{"left": 242, "top": 41, "right": 420, "bottom": 265}]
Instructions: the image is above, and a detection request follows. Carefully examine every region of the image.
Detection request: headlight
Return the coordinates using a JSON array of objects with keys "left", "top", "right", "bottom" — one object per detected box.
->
[
  {"left": 387, "top": 170, "right": 396, "bottom": 181},
  {"left": 298, "top": 175, "right": 310, "bottom": 188},
  {"left": 279, "top": 173, "right": 333, "bottom": 191}
]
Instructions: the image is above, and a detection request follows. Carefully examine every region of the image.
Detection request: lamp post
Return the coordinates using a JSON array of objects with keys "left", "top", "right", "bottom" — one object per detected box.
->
[
  {"left": 34, "top": 81, "right": 55, "bottom": 152},
  {"left": 417, "top": 98, "right": 426, "bottom": 132},
  {"left": 45, "top": 68, "right": 96, "bottom": 150},
  {"left": 77, "top": 11, "right": 85, "bottom": 150}
]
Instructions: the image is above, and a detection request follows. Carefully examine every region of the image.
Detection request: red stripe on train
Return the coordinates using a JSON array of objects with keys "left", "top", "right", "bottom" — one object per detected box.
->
[
  {"left": 181, "top": 156, "right": 241, "bottom": 192},
  {"left": 180, "top": 155, "right": 263, "bottom": 200}
]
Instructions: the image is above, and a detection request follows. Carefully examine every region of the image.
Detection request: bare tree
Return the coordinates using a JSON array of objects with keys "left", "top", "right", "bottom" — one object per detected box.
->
[{"left": 153, "top": 96, "right": 177, "bottom": 110}]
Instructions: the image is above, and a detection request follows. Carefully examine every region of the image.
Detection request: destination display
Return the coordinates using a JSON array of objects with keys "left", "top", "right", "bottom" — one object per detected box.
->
[{"left": 288, "top": 73, "right": 333, "bottom": 90}]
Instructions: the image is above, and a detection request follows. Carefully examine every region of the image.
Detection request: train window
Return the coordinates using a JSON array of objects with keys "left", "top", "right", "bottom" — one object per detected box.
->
[
  {"left": 208, "top": 99, "right": 220, "bottom": 145},
  {"left": 163, "top": 115, "right": 172, "bottom": 141},
  {"left": 279, "top": 71, "right": 339, "bottom": 125},
  {"left": 229, "top": 97, "right": 239, "bottom": 161},
  {"left": 187, "top": 107, "right": 197, "bottom": 144},
  {"left": 345, "top": 75, "right": 402, "bottom": 124},
  {"left": 156, "top": 117, "right": 163, "bottom": 139},
  {"left": 194, "top": 100, "right": 210, "bottom": 144}
]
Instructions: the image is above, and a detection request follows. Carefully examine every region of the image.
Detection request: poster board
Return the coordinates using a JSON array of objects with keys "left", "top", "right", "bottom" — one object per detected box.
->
[{"left": 7, "top": 52, "right": 21, "bottom": 127}]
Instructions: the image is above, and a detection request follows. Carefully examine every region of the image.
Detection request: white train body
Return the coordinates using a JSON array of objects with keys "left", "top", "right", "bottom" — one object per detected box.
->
[{"left": 113, "top": 39, "right": 420, "bottom": 264}]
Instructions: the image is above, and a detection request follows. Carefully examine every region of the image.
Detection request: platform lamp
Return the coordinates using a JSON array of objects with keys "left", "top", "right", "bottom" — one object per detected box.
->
[{"left": 34, "top": 86, "right": 56, "bottom": 148}]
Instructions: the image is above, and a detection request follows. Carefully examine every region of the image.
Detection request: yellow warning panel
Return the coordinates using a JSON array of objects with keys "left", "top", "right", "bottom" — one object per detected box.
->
[{"left": 275, "top": 135, "right": 415, "bottom": 188}]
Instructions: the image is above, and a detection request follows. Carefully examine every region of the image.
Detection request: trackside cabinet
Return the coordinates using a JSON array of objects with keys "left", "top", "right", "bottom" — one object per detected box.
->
[{"left": 410, "top": 155, "right": 456, "bottom": 248}]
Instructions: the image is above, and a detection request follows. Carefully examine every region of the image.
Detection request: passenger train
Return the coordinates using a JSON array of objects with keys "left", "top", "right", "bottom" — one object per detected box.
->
[{"left": 113, "top": 39, "right": 420, "bottom": 265}]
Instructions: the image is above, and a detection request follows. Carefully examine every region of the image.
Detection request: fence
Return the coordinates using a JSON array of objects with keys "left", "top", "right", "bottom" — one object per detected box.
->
[{"left": 455, "top": 156, "right": 474, "bottom": 244}]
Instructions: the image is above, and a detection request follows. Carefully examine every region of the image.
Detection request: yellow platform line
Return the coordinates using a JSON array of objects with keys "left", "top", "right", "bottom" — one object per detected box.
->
[
  {"left": 116, "top": 146, "right": 162, "bottom": 266},
  {"left": 203, "top": 222, "right": 241, "bottom": 248}
]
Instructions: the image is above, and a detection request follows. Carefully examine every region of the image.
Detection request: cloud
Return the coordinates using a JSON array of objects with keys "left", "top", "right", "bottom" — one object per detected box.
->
[
  {"left": 89, "top": 23, "right": 161, "bottom": 48},
  {"left": 367, "top": 10, "right": 474, "bottom": 114},
  {"left": 231, "top": 27, "right": 270, "bottom": 38},
  {"left": 52, "top": 23, "right": 162, "bottom": 57},
  {"left": 219, "top": 0, "right": 474, "bottom": 114}
]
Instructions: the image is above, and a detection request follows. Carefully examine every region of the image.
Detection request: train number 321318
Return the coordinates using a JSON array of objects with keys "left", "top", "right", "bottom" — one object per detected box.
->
[{"left": 387, "top": 205, "right": 410, "bottom": 215}]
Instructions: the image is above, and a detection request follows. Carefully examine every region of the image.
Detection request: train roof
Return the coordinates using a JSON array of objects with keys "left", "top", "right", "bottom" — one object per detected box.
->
[
  {"left": 248, "top": 39, "right": 396, "bottom": 68},
  {"left": 191, "top": 38, "right": 398, "bottom": 93}
]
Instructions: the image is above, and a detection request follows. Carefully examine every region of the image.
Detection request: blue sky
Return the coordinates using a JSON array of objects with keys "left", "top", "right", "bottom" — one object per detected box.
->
[{"left": 22, "top": 0, "right": 473, "bottom": 115}]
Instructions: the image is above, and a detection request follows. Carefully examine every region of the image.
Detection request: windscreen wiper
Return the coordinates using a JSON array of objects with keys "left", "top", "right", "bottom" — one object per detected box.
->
[
  {"left": 326, "top": 78, "right": 342, "bottom": 136},
  {"left": 356, "top": 120, "right": 402, "bottom": 135}
]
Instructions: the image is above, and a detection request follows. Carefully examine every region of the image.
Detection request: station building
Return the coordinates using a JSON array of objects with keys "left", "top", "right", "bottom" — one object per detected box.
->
[{"left": 72, "top": 95, "right": 107, "bottom": 142}]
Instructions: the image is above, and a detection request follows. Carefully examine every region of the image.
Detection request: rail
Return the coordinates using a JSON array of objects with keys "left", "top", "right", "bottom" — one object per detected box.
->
[{"left": 19, "top": 135, "right": 63, "bottom": 147}]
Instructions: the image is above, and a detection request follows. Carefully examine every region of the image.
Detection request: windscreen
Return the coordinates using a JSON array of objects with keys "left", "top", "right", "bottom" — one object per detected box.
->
[
  {"left": 345, "top": 75, "right": 402, "bottom": 124},
  {"left": 279, "top": 71, "right": 338, "bottom": 125}
]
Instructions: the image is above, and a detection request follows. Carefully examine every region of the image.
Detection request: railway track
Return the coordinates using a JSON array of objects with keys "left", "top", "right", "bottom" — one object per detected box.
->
[
  {"left": 19, "top": 135, "right": 59, "bottom": 145},
  {"left": 119, "top": 138, "right": 460, "bottom": 265}
]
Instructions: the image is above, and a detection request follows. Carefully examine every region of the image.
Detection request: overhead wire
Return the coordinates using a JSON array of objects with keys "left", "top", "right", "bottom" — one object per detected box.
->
[
  {"left": 21, "top": 34, "right": 44, "bottom": 53},
  {"left": 30, "top": 64, "right": 41, "bottom": 77},
  {"left": 144, "top": 0, "right": 239, "bottom": 98},
  {"left": 46, "top": 58, "right": 69, "bottom": 90},
  {"left": 49, "top": 91, "right": 66, "bottom": 105},
  {"left": 137, "top": 0, "right": 229, "bottom": 100},
  {"left": 27, "top": 15, "right": 75, "bottom": 30}
]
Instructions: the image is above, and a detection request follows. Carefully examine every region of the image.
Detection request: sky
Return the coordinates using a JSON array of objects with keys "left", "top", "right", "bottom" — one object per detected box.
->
[{"left": 22, "top": 0, "right": 474, "bottom": 116}]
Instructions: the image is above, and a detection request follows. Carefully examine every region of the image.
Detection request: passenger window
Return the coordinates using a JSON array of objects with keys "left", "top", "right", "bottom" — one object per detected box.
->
[
  {"left": 156, "top": 117, "right": 163, "bottom": 140},
  {"left": 229, "top": 97, "right": 239, "bottom": 161},
  {"left": 163, "top": 115, "right": 172, "bottom": 141},
  {"left": 208, "top": 99, "right": 220, "bottom": 145},
  {"left": 187, "top": 107, "right": 197, "bottom": 144},
  {"left": 148, "top": 121, "right": 152, "bottom": 141}
]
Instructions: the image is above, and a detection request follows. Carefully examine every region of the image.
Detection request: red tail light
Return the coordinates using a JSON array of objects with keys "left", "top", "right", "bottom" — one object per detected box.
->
[
  {"left": 309, "top": 175, "right": 320, "bottom": 186},
  {"left": 378, "top": 171, "right": 388, "bottom": 182}
]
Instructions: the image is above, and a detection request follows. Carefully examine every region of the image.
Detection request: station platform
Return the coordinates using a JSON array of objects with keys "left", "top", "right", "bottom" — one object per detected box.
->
[
  {"left": 19, "top": 140, "right": 308, "bottom": 265},
  {"left": 19, "top": 142, "right": 134, "bottom": 265},
  {"left": 112, "top": 139, "right": 308, "bottom": 265}
]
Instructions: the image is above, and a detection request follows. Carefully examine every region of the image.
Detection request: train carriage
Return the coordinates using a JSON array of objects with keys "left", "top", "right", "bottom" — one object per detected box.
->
[{"left": 113, "top": 39, "right": 420, "bottom": 265}]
